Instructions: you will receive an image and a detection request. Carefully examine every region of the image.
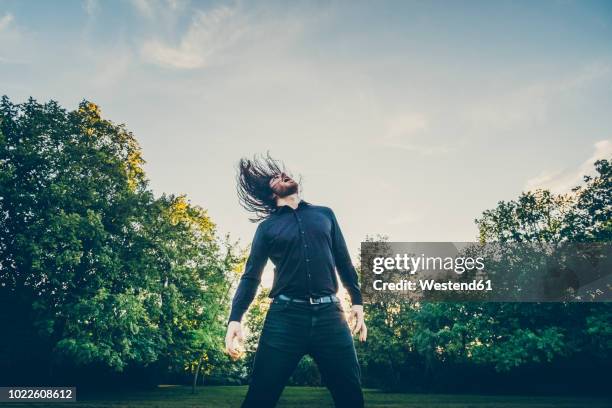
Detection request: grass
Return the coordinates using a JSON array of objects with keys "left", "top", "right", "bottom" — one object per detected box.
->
[{"left": 3, "top": 385, "right": 611, "bottom": 407}]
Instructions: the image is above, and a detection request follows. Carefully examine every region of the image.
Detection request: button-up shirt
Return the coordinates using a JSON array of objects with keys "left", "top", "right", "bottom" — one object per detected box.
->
[{"left": 228, "top": 200, "right": 362, "bottom": 323}]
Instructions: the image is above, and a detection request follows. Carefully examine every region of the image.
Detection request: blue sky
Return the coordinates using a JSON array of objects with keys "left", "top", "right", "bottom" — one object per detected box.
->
[{"left": 1, "top": 1, "right": 611, "bottom": 282}]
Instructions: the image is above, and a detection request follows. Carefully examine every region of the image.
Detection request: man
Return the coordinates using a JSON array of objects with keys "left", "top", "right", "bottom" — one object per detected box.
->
[{"left": 225, "top": 155, "right": 366, "bottom": 408}]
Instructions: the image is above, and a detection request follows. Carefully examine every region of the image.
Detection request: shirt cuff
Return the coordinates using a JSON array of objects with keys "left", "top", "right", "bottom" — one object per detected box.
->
[
  {"left": 228, "top": 308, "right": 245, "bottom": 324},
  {"left": 350, "top": 291, "right": 363, "bottom": 305}
]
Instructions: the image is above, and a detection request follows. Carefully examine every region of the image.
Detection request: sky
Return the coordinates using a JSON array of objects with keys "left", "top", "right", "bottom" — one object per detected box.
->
[{"left": 1, "top": 0, "right": 612, "bottom": 285}]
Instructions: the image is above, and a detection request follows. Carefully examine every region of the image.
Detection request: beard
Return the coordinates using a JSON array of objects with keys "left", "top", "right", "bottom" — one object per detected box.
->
[{"left": 272, "top": 180, "right": 299, "bottom": 198}]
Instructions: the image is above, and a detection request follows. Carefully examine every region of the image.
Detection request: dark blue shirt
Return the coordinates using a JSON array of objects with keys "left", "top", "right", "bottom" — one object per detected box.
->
[{"left": 228, "top": 200, "right": 362, "bottom": 323}]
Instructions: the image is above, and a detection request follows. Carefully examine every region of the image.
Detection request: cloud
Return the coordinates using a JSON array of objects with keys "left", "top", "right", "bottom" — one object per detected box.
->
[
  {"left": 130, "top": 0, "right": 190, "bottom": 20},
  {"left": 386, "top": 112, "right": 429, "bottom": 138},
  {"left": 381, "top": 140, "right": 452, "bottom": 155},
  {"left": 387, "top": 212, "right": 420, "bottom": 226},
  {"left": 465, "top": 63, "right": 612, "bottom": 130},
  {"left": 131, "top": 0, "right": 155, "bottom": 19},
  {"left": 0, "top": 12, "right": 14, "bottom": 30},
  {"left": 0, "top": 12, "right": 27, "bottom": 64},
  {"left": 141, "top": 5, "right": 246, "bottom": 69},
  {"left": 90, "top": 49, "right": 133, "bottom": 88},
  {"left": 381, "top": 112, "right": 453, "bottom": 155},
  {"left": 165, "top": 0, "right": 190, "bottom": 12},
  {"left": 142, "top": 40, "right": 206, "bottom": 69},
  {"left": 82, "top": 0, "right": 98, "bottom": 17},
  {"left": 525, "top": 139, "right": 612, "bottom": 193}
]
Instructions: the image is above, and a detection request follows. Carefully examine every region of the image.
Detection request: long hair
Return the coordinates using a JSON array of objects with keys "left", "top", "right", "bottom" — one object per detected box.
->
[{"left": 236, "top": 153, "right": 294, "bottom": 222}]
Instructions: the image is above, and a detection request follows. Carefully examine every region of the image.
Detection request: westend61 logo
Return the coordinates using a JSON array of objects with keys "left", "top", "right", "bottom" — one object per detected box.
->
[{"left": 360, "top": 242, "right": 612, "bottom": 303}]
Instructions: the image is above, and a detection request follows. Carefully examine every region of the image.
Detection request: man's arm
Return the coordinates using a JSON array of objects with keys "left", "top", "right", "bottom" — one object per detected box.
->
[
  {"left": 329, "top": 208, "right": 363, "bottom": 305},
  {"left": 226, "top": 222, "right": 269, "bottom": 359},
  {"left": 329, "top": 208, "right": 367, "bottom": 342},
  {"left": 228, "top": 222, "right": 269, "bottom": 323}
]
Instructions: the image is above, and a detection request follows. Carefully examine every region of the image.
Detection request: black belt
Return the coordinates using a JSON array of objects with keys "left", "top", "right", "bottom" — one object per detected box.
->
[{"left": 277, "top": 294, "right": 339, "bottom": 305}]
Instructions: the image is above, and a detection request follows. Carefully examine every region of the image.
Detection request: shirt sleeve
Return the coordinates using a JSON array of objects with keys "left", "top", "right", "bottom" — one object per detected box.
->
[
  {"left": 228, "top": 222, "right": 269, "bottom": 323},
  {"left": 329, "top": 209, "right": 363, "bottom": 305}
]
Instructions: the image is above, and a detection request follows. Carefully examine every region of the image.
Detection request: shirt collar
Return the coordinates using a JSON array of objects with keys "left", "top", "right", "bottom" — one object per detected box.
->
[{"left": 276, "top": 199, "right": 310, "bottom": 214}]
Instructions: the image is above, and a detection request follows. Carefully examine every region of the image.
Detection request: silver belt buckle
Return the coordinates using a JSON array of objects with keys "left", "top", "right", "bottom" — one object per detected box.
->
[{"left": 309, "top": 297, "right": 320, "bottom": 305}]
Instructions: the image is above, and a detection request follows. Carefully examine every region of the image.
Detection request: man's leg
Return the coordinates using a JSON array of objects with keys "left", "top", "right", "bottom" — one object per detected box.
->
[
  {"left": 310, "top": 303, "right": 364, "bottom": 408},
  {"left": 241, "top": 340, "right": 303, "bottom": 407},
  {"left": 242, "top": 301, "right": 307, "bottom": 408}
]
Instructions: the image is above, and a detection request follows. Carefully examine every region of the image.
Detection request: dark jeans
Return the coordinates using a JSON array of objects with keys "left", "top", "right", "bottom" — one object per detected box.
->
[{"left": 242, "top": 298, "right": 364, "bottom": 408}]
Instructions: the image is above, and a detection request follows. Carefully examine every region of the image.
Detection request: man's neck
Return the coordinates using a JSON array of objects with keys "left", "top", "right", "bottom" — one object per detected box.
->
[{"left": 276, "top": 193, "right": 300, "bottom": 210}]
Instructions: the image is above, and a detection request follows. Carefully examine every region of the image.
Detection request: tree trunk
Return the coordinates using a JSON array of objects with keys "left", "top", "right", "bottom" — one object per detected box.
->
[{"left": 192, "top": 358, "right": 203, "bottom": 394}]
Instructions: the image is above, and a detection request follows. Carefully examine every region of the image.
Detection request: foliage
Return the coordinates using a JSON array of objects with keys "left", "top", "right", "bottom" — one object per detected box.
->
[
  {"left": 0, "top": 96, "right": 240, "bottom": 385},
  {"left": 1, "top": 95, "right": 609, "bottom": 394},
  {"left": 358, "top": 159, "right": 611, "bottom": 392}
]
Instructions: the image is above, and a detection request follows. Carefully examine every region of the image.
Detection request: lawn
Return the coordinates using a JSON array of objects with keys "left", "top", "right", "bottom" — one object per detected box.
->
[{"left": 3, "top": 385, "right": 610, "bottom": 407}]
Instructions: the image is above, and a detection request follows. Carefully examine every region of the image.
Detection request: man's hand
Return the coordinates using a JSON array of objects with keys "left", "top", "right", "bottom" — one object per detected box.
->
[
  {"left": 225, "top": 321, "right": 244, "bottom": 360},
  {"left": 349, "top": 305, "right": 367, "bottom": 342}
]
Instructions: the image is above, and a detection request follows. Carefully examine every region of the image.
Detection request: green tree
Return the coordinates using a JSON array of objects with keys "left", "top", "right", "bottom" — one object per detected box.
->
[
  {"left": 0, "top": 97, "right": 239, "bottom": 385},
  {"left": 470, "top": 158, "right": 611, "bottom": 370},
  {"left": 358, "top": 158, "right": 611, "bottom": 392}
]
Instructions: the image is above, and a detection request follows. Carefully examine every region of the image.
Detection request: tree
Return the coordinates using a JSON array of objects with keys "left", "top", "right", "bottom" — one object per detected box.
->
[
  {"left": 0, "top": 96, "right": 239, "bottom": 386},
  {"left": 357, "top": 158, "right": 611, "bottom": 393},
  {"left": 471, "top": 158, "right": 611, "bottom": 371}
]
